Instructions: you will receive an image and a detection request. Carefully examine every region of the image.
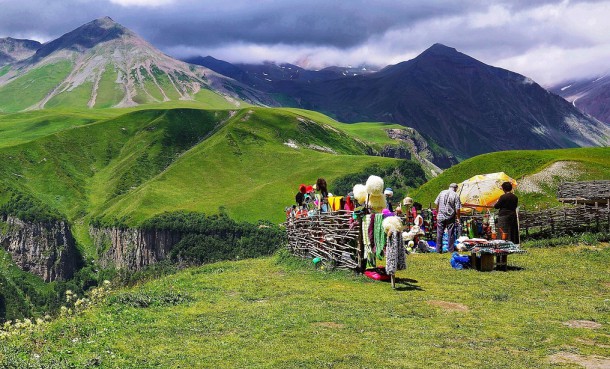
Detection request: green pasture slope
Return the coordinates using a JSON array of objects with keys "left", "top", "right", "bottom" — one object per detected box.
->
[
  {"left": 410, "top": 147, "right": 610, "bottom": 209},
  {"left": 0, "top": 61, "right": 73, "bottom": 113},
  {"left": 2, "top": 245, "right": 609, "bottom": 368},
  {"left": 0, "top": 105, "right": 417, "bottom": 255}
]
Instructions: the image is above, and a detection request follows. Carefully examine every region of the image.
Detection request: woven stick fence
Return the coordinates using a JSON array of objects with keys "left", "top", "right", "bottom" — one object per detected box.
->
[
  {"left": 557, "top": 180, "right": 610, "bottom": 204},
  {"left": 285, "top": 210, "right": 362, "bottom": 270},
  {"left": 520, "top": 203, "right": 610, "bottom": 239}
]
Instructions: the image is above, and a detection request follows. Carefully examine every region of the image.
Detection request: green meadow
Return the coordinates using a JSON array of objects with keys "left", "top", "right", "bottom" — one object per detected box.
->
[
  {"left": 1, "top": 245, "right": 609, "bottom": 368},
  {"left": 411, "top": 147, "right": 610, "bottom": 209},
  {"left": 0, "top": 99, "right": 608, "bottom": 368}
]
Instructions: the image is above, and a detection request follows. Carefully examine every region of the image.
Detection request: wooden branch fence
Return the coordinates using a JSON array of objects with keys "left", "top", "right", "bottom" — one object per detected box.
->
[
  {"left": 519, "top": 202, "right": 610, "bottom": 238},
  {"left": 557, "top": 180, "right": 610, "bottom": 204},
  {"left": 285, "top": 210, "right": 362, "bottom": 270},
  {"left": 285, "top": 198, "right": 610, "bottom": 268}
]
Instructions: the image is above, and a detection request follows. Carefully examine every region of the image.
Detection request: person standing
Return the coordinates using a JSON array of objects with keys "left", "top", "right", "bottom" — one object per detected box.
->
[
  {"left": 494, "top": 181, "right": 520, "bottom": 244},
  {"left": 434, "top": 183, "right": 461, "bottom": 253},
  {"left": 315, "top": 178, "right": 329, "bottom": 212}
]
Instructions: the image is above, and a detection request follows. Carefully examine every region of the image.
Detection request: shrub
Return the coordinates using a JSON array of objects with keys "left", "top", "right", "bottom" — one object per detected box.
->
[
  {"left": 0, "top": 191, "right": 63, "bottom": 223},
  {"left": 108, "top": 291, "right": 193, "bottom": 308},
  {"left": 331, "top": 160, "right": 427, "bottom": 200},
  {"left": 141, "top": 212, "right": 286, "bottom": 265}
]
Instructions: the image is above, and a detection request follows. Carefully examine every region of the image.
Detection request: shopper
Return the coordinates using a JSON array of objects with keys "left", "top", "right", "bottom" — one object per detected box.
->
[{"left": 434, "top": 183, "right": 461, "bottom": 253}]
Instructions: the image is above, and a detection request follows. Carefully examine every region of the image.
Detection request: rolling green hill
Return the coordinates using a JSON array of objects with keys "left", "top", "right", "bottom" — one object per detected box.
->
[
  {"left": 410, "top": 147, "right": 610, "bottom": 209},
  {"left": 0, "top": 106, "right": 428, "bottom": 257}
]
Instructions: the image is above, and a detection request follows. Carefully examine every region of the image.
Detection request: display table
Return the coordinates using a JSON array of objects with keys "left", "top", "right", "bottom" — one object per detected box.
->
[{"left": 468, "top": 241, "right": 526, "bottom": 271}]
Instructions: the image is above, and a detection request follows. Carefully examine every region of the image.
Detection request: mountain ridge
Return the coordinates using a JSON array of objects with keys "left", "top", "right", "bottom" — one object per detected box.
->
[
  {"left": 189, "top": 43, "right": 609, "bottom": 160},
  {"left": 551, "top": 75, "right": 610, "bottom": 124},
  {"left": 0, "top": 17, "right": 274, "bottom": 112},
  {"left": 0, "top": 37, "right": 41, "bottom": 66}
]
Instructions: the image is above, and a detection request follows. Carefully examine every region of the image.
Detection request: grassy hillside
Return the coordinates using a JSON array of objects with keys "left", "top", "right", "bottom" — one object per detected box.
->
[
  {"left": 0, "top": 106, "right": 426, "bottom": 257},
  {"left": 96, "top": 108, "right": 398, "bottom": 224},
  {"left": 410, "top": 147, "right": 610, "bottom": 209},
  {"left": 0, "top": 61, "right": 73, "bottom": 112},
  {"left": 1, "top": 245, "right": 609, "bottom": 367}
]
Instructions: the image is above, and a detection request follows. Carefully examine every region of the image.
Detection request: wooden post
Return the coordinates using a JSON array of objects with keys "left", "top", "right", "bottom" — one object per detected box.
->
[
  {"left": 357, "top": 215, "right": 366, "bottom": 273},
  {"left": 595, "top": 202, "right": 600, "bottom": 232}
]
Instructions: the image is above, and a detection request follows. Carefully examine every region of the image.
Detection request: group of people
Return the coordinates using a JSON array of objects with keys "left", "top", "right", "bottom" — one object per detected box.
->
[
  {"left": 293, "top": 177, "right": 394, "bottom": 215},
  {"left": 295, "top": 178, "right": 330, "bottom": 212},
  {"left": 434, "top": 181, "right": 519, "bottom": 253},
  {"left": 290, "top": 177, "right": 520, "bottom": 254}
]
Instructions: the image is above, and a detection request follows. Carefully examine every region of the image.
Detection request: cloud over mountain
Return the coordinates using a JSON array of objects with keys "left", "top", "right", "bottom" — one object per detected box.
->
[{"left": 1, "top": 1, "right": 610, "bottom": 85}]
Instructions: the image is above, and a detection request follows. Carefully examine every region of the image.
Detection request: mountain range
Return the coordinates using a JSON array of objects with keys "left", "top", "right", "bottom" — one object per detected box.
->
[
  {"left": 551, "top": 75, "right": 610, "bottom": 125},
  {"left": 0, "top": 17, "right": 272, "bottom": 112},
  {"left": 0, "top": 37, "right": 40, "bottom": 66},
  {"left": 189, "top": 44, "right": 610, "bottom": 159},
  {"left": 0, "top": 17, "right": 608, "bottom": 161}
]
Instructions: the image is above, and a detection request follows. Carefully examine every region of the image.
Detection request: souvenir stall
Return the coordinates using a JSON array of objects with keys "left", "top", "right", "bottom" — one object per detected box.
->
[
  {"left": 285, "top": 176, "right": 407, "bottom": 288},
  {"left": 394, "top": 172, "right": 527, "bottom": 271},
  {"left": 452, "top": 172, "right": 526, "bottom": 271}
]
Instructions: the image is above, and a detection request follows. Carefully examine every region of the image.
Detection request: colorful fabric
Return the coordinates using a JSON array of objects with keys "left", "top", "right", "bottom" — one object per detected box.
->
[
  {"left": 369, "top": 213, "right": 376, "bottom": 254},
  {"left": 328, "top": 196, "right": 343, "bottom": 211},
  {"left": 361, "top": 215, "right": 375, "bottom": 267},
  {"left": 344, "top": 196, "right": 355, "bottom": 212},
  {"left": 374, "top": 213, "right": 386, "bottom": 259},
  {"left": 362, "top": 214, "right": 371, "bottom": 247},
  {"left": 385, "top": 230, "right": 406, "bottom": 275}
]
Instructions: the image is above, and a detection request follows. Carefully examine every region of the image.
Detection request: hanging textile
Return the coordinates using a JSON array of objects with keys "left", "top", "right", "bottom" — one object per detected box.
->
[
  {"left": 374, "top": 213, "right": 386, "bottom": 259},
  {"left": 328, "top": 196, "right": 343, "bottom": 212},
  {"left": 369, "top": 213, "right": 376, "bottom": 254},
  {"left": 362, "top": 214, "right": 375, "bottom": 267},
  {"left": 385, "top": 230, "right": 406, "bottom": 275},
  {"left": 488, "top": 210, "right": 496, "bottom": 235}
]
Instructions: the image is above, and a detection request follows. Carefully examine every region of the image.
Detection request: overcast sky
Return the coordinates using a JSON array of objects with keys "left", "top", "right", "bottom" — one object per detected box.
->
[{"left": 1, "top": 0, "right": 609, "bottom": 86}]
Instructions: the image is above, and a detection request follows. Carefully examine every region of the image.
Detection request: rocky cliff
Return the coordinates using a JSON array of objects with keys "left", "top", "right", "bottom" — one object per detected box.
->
[
  {"left": 90, "top": 227, "right": 181, "bottom": 270},
  {"left": 0, "top": 215, "right": 80, "bottom": 282}
]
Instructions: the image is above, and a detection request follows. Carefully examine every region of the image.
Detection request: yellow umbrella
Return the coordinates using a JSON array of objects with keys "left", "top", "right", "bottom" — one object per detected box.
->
[{"left": 457, "top": 172, "right": 517, "bottom": 212}]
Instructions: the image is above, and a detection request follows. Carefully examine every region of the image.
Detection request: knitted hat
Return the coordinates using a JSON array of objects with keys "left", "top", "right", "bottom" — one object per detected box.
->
[{"left": 384, "top": 187, "right": 393, "bottom": 197}]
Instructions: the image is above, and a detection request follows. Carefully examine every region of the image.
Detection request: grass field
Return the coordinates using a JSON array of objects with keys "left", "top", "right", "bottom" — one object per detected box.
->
[
  {"left": 410, "top": 147, "right": 610, "bottom": 209},
  {"left": 1, "top": 244, "right": 608, "bottom": 368}
]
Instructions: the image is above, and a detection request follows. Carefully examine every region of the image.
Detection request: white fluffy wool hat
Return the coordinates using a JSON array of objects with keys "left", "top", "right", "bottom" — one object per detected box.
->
[
  {"left": 382, "top": 216, "right": 403, "bottom": 236},
  {"left": 353, "top": 184, "right": 367, "bottom": 204},
  {"left": 368, "top": 194, "right": 387, "bottom": 212},
  {"left": 365, "top": 175, "right": 384, "bottom": 195}
]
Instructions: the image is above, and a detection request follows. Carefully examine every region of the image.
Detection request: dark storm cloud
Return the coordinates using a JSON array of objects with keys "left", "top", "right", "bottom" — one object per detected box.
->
[
  {"left": 0, "top": 0, "right": 573, "bottom": 47},
  {"left": 1, "top": 0, "right": 610, "bottom": 85}
]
